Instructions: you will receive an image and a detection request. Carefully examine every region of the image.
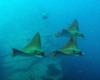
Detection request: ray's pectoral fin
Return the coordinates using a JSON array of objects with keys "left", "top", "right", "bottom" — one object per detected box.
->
[
  {"left": 68, "top": 19, "right": 79, "bottom": 31},
  {"left": 55, "top": 28, "right": 69, "bottom": 37},
  {"left": 23, "top": 32, "right": 41, "bottom": 50},
  {"left": 12, "top": 48, "right": 25, "bottom": 56}
]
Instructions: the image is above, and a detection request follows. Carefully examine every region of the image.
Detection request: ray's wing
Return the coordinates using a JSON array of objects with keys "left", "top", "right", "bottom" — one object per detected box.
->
[
  {"left": 23, "top": 32, "right": 41, "bottom": 51},
  {"left": 68, "top": 19, "right": 79, "bottom": 31},
  {"left": 60, "top": 37, "right": 78, "bottom": 50}
]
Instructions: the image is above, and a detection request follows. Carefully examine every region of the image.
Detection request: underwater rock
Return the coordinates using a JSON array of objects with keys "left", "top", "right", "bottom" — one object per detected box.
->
[
  {"left": 47, "top": 63, "right": 61, "bottom": 77},
  {"left": 8, "top": 71, "right": 35, "bottom": 80},
  {"left": 6, "top": 57, "right": 62, "bottom": 80},
  {"left": 41, "top": 76, "right": 53, "bottom": 80}
]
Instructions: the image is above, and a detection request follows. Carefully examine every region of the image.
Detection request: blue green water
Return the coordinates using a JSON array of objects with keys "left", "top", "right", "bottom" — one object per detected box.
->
[{"left": 0, "top": 0, "right": 100, "bottom": 80}]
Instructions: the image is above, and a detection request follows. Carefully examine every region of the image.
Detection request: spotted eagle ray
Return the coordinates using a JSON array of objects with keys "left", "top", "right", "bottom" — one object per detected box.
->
[
  {"left": 52, "top": 36, "right": 84, "bottom": 56},
  {"left": 12, "top": 32, "right": 44, "bottom": 57},
  {"left": 55, "top": 19, "right": 84, "bottom": 38}
]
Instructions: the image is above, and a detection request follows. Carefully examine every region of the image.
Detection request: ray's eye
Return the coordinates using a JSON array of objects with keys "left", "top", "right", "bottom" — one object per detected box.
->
[
  {"left": 34, "top": 50, "right": 38, "bottom": 53},
  {"left": 73, "top": 50, "right": 76, "bottom": 53}
]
